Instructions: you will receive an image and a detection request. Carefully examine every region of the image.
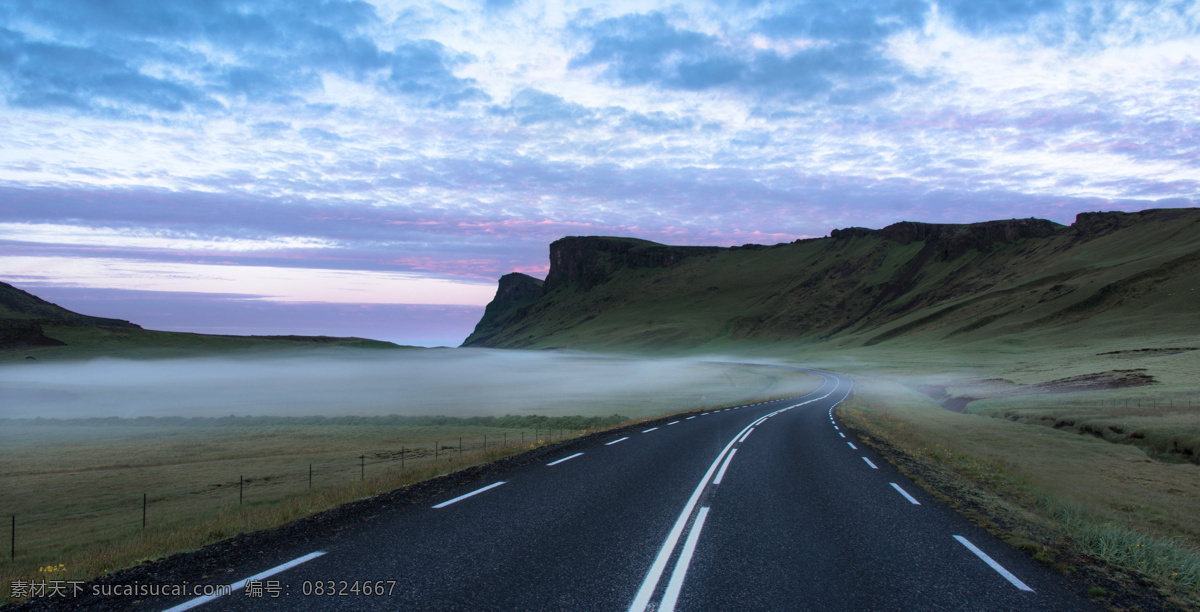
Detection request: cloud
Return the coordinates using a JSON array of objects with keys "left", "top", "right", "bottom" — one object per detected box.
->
[
  {"left": 0, "top": 255, "right": 496, "bottom": 305},
  {"left": 569, "top": 13, "right": 739, "bottom": 90},
  {"left": 380, "top": 40, "right": 491, "bottom": 108},
  {"left": 757, "top": 0, "right": 928, "bottom": 42},
  {"left": 0, "top": 27, "right": 217, "bottom": 115},
  {"left": 568, "top": 10, "right": 909, "bottom": 103},
  {"left": 489, "top": 88, "right": 596, "bottom": 126},
  {"left": 251, "top": 121, "right": 292, "bottom": 139},
  {"left": 299, "top": 127, "right": 346, "bottom": 143},
  {"left": 941, "top": 0, "right": 1064, "bottom": 34},
  {"left": 617, "top": 111, "right": 699, "bottom": 134},
  {"left": 939, "top": 0, "right": 1200, "bottom": 47},
  {"left": 0, "top": 0, "right": 488, "bottom": 117}
]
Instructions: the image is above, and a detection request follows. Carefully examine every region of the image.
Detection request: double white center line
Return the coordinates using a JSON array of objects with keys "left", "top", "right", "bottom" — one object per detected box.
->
[{"left": 630, "top": 383, "right": 845, "bottom": 612}]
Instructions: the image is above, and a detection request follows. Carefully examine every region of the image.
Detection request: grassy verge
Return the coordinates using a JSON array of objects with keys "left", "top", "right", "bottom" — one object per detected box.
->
[
  {"left": 837, "top": 375, "right": 1200, "bottom": 610},
  {"left": 0, "top": 418, "right": 611, "bottom": 604}
]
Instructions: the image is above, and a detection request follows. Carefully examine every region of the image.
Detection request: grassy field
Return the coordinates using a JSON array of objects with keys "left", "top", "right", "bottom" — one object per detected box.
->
[
  {"left": 0, "top": 360, "right": 820, "bottom": 604},
  {"left": 807, "top": 338, "right": 1200, "bottom": 608}
]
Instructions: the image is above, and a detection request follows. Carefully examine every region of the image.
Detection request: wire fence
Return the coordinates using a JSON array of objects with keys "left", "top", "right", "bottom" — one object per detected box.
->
[{"left": 2, "top": 427, "right": 579, "bottom": 601}]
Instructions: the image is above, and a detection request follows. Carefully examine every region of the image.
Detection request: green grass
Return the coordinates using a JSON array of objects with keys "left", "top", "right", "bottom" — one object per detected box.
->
[{"left": 1043, "top": 497, "right": 1200, "bottom": 591}]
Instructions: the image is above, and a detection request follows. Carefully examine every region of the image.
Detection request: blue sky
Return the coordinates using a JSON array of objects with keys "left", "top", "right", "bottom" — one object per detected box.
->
[{"left": 1, "top": 0, "right": 1197, "bottom": 345}]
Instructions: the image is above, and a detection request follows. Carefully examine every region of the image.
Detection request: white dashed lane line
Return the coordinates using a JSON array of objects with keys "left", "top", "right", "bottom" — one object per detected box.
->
[
  {"left": 954, "top": 536, "right": 1035, "bottom": 592},
  {"left": 890, "top": 483, "right": 920, "bottom": 505},
  {"left": 862, "top": 457, "right": 878, "bottom": 469},
  {"left": 667, "top": 421, "right": 680, "bottom": 425},
  {"left": 606, "top": 437, "right": 629, "bottom": 446},
  {"left": 839, "top": 432, "right": 846, "bottom": 438},
  {"left": 433, "top": 481, "right": 507, "bottom": 509},
  {"left": 161, "top": 552, "right": 326, "bottom": 612},
  {"left": 685, "top": 416, "right": 696, "bottom": 420},
  {"left": 643, "top": 427, "right": 659, "bottom": 433},
  {"left": 547, "top": 452, "right": 584, "bottom": 466},
  {"left": 847, "top": 442, "right": 857, "bottom": 450}
]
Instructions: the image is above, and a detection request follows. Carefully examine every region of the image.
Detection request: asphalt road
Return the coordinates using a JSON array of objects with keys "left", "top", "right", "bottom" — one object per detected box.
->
[{"left": 144, "top": 370, "right": 1095, "bottom": 611}]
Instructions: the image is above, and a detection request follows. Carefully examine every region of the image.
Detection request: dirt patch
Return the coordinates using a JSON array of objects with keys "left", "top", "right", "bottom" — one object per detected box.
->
[{"left": 917, "top": 370, "right": 1157, "bottom": 412}]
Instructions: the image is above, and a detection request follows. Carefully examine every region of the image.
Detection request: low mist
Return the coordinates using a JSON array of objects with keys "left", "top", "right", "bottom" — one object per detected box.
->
[{"left": 0, "top": 349, "right": 816, "bottom": 420}]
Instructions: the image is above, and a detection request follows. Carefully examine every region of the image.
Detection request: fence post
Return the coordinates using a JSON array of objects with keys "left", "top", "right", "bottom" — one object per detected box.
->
[
  {"left": 484, "top": 434, "right": 487, "bottom": 452},
  {"left": 401, "top": 446, "right": 405, "bottom": 470}
]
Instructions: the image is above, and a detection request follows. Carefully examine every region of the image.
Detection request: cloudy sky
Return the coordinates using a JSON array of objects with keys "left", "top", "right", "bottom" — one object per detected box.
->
[{"left": 1, "top": 0, "right": 1197, "bottom": 345}]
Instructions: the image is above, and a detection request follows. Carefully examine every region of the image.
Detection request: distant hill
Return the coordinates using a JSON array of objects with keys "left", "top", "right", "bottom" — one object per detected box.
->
[
  {"left": 0, "top": 282, "right": 140, "bottom": 349},
  {"left": 0, "top": 281, "right": 140, "bottom": 328},
  {"left": 0, "top": 281, "right": 401, "bottom": 358},
  {"left": 464, "top": 208, "right": 1200, "bottom": 351}
]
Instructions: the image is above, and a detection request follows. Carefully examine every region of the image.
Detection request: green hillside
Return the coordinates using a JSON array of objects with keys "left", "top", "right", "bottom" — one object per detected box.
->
[
  {"left": 467, "top": 209, "right": 1200, "bottom": 352},
  {"left": 0, "top": 281, "right": 402, "bottom": 360}
]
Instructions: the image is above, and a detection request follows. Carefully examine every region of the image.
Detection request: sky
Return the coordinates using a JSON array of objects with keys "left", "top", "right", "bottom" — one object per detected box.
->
[{"left": 1, "top": 0, "right": 1197, "bottom": 345}]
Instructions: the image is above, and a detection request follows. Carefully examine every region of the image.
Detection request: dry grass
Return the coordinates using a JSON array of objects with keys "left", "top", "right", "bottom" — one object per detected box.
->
[
  {"left": 0, "top": 421, "right": 573, "bottom": 603},
  {"left": 837, "top": 374, "right": 1200, "bottom": 606}
]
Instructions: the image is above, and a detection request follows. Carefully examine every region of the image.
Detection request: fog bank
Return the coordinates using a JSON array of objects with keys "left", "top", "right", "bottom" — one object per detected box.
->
[{"left": 0, "top": 349, "right": 815, "bottom": 419}]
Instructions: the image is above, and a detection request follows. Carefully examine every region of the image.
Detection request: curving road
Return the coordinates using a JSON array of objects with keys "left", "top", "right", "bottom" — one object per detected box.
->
[{"left": 144, "top": 370, "right": 1094, "bottom": 611}]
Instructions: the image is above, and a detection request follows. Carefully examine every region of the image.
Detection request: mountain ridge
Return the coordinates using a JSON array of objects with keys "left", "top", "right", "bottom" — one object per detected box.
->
[{"left": 464, "top": 208, "right": 1200, "bottom": 351}]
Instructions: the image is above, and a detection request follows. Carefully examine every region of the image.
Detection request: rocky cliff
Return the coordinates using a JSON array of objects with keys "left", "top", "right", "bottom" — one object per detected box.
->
[
  {"left": 461, "top": 273, "right": 544, "bottom": 347},
  {"left": 543, "top": 237, "right": 720, "bottom": 292},
  {"left": 831, "top": 218, "right": 1062, "bottom": 261}
]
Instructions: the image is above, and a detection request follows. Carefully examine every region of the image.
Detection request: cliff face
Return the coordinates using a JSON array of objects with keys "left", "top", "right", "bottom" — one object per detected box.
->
[
  {"left": 460, "top": 273, "right": 544, "bottom": 347},
  {"left": 543, "top": 237, "right": 720, "bottom": 292},
  {"left": 832, "top": 218, "right": 1062, "bottom": 261},
  {"left": 465, "top": 208, "right": 1200, "bottom": 351}
]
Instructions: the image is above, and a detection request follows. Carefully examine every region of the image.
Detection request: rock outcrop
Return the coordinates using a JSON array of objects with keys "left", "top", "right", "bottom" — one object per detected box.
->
[
  {"left": 543, "top": 237, "right": 720, "bottom": 292},
  {"left": 461, "top": 273, "right": 545, "bottom": 347},
  {"left": 833, "top": 218, "right": 1062, "bottom": 261}
]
